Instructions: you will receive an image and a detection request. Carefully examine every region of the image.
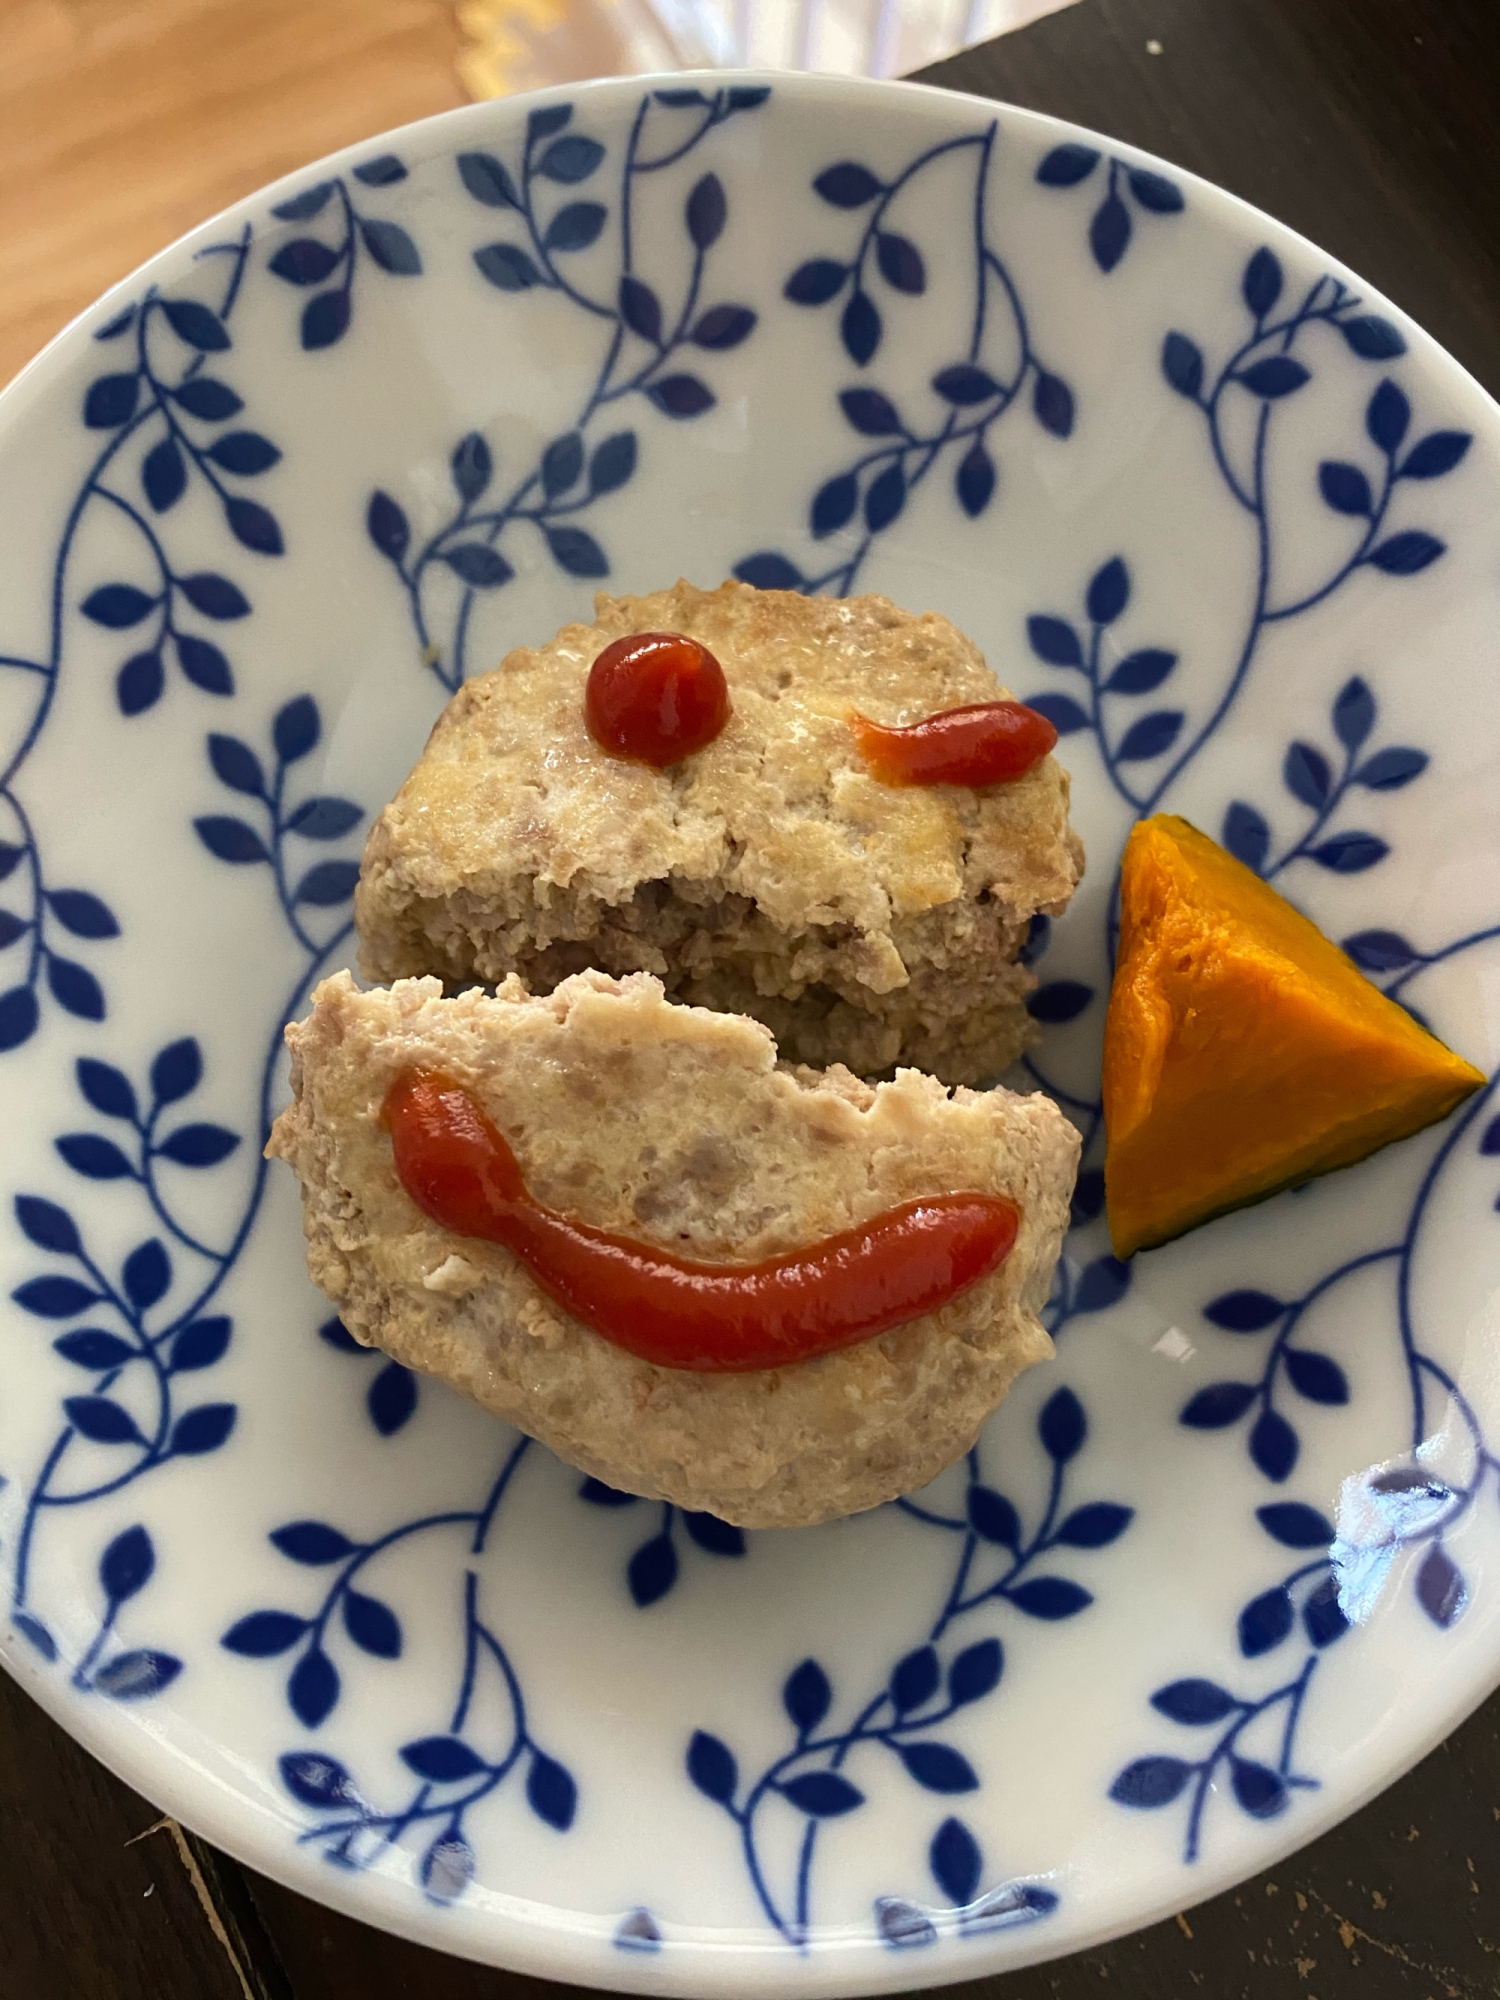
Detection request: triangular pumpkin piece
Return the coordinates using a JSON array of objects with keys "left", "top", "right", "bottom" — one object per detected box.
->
[{"left": 1103, "top": 815, "right": 1484, "bottom": 1256}]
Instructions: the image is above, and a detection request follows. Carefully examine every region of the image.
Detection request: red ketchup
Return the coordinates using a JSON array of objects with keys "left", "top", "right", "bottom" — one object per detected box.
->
[
  {"left": 383, "top": 1071, "right": 1020, "bottom": 1373},
  {"left": 850, "top": 701, "right": 1057, "bottom": 787},
  {"left": 585, "top": 631, "right": 730, "bottom": 766}
]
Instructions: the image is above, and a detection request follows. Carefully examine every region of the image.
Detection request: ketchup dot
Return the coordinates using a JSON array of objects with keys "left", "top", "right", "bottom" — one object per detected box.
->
[{"left": 585, "top": 631, "right": 730, "bottom": 767}]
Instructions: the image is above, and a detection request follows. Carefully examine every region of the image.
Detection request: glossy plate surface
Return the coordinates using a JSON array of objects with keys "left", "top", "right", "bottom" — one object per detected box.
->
[{"left": 2, "top": 70, "right": 1499, "bottom": 1995}]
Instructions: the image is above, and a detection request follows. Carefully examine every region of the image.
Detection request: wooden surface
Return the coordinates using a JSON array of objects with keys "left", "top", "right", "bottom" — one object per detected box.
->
[
  {"left": 0, "top": 0, "right": 466, "bottom": 389},
  {"left": 4, "top": 1, "right": 1500, "bottom": 1995}
]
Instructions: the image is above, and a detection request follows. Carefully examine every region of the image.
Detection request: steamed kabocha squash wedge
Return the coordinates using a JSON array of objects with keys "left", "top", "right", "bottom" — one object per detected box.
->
[{"left": 1102, "top": 815, "right": 1484, "bottom": 1257}]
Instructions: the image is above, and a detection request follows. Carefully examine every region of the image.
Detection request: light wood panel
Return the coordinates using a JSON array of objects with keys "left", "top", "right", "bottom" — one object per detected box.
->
[{"left": 0, "top": 0, "right": 467, "bottom": 387}]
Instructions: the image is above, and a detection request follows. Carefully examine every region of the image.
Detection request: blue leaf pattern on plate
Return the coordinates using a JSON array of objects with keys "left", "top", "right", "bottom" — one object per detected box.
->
[
  {"left": 3, "top": 87, "right": 1496, "bottom": 1956},
  {"left": 0, "top": 231, "right": 289, "bottom": 1049},
  {"left": 1034, "top": 146, "right": 1184, "bottom": 270},
  {"left": 683, "top": 1392, "right": 1127, "bottom": 1942},
  {"left": 269, "top": 160, "right": 421, "bottom": 348},
  {"left": 978, "top": 237, "right": 1495, "bottom": 1866},
  {"left": 736, "top": 122, "right": 1076, "bottom": 598},
  {"left": 366, "top": 89, "right": 767, "bottom": 691}
]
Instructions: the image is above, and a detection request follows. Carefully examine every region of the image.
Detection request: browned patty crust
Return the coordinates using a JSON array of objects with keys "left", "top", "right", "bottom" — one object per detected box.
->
[
  {"left": 355, "top": 580, "right": 1084, "bottom": 1084},
  {"left": 269, "top": 971, "right": 1079, "bottom": 1527}
]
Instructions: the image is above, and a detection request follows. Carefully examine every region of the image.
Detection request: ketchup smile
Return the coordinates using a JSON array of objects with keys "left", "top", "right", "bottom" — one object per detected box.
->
[
  {"left": 850, "top": 701, "right": 1057, "bottom": 787},
  {"left": 585, "top": 631, "right": 731, "bottom": 767},
  {"left": 383, "top": 1071, "right": 1020, "bottom": 1373}
]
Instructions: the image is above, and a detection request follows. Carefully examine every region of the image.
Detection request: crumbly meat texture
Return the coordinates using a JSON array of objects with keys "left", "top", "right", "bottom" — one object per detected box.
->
[
  {"left": 269, "top": 970, "right": 1079, "bottom": 1527},
  {"left": 355, "top": 580, "right": 1083, "bottom": 1084}
]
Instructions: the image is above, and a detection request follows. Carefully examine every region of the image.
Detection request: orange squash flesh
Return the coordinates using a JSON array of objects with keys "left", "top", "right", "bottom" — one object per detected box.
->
[{"left": 1103, "top": 815, "right": 1485, "bottom": 1257}]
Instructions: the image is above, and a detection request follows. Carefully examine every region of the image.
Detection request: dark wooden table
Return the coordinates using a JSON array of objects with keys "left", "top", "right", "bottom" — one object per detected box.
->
[{"left": 5, "top": 1, "right": 1500, "bottom": 1995}]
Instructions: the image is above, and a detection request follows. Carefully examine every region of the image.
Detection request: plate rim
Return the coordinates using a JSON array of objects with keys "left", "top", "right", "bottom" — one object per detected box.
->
[{"left": 3, "top": 63, "right": 1500, "bottom": 1996}]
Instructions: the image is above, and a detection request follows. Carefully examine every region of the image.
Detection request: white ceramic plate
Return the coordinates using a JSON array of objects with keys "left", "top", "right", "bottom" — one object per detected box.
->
[{"left": 3, "top": 71, "right": 1499, "bottom": 1995}]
